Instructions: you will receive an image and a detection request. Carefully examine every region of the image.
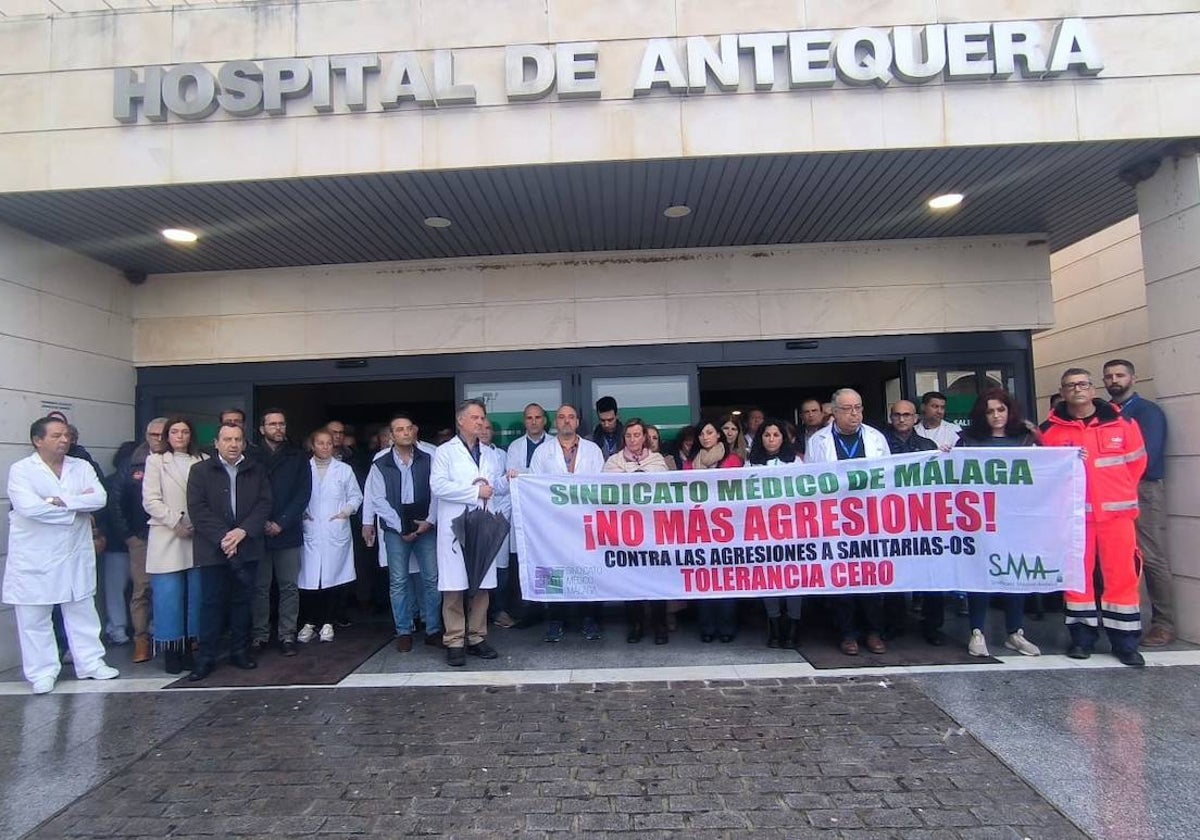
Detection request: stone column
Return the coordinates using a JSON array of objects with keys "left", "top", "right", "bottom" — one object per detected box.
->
[{"left": 1135, "top": 150, "right": 1200, "bottom": 643}]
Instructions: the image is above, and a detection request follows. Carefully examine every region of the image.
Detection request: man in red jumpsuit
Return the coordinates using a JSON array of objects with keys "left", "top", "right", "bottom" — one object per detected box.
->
[{"left": 1042, "top": 368, "right": 1148, "bottom": 667}]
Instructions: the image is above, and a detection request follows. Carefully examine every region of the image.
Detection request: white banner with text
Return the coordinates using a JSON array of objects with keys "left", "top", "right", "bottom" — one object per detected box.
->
[{"left": 511, "top": 449, "right": 1085, "bottom": 601}]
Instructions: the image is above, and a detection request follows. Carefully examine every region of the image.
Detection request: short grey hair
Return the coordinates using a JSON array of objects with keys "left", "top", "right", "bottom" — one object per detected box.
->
[
  {"left": 147, "top": 416, "right": 168, "bottom": 430},
  {"left": 455, "top": 398, "right": 486, "bottom": 420},
  {"left": 831, "top": 388, "right": 861, "bottom": 405}
]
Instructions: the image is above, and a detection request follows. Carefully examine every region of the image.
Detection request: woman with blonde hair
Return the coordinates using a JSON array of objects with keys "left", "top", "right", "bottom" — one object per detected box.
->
[{"left": 297, "top": 427, "right": 363, "bottom": 644}]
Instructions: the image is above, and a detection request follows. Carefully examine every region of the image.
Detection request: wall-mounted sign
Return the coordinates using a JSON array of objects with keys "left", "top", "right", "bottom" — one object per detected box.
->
[{"left": 115, "top": 18, "right": 1101, "bottom": 124}]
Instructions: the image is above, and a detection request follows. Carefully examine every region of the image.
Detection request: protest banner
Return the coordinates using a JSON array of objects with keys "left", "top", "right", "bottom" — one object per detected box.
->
[{"left": 511, "top": 448, "right": 1085, "bottom": 602}]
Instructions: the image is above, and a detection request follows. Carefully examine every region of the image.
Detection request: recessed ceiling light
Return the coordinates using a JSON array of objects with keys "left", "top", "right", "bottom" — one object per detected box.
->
[
  {"left": 663, "top": 204, "right": 692, "bottom": 218},
  {"left": 161, "top": 228, "right": 199, "bottom": 243},
  {"left": 927, "top": 193, "right": 964, "bottom": 210},
  {"left": 423, "top": 216, "right": 452, "bottom": 228}
]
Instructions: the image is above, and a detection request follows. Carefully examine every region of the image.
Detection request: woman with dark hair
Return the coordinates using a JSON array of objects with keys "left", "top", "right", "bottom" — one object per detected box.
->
[
  {"left": 604, "top": 419, "right": 671, "bottom": 643},
  {"left": 674, "top": 425, "right": 697, "bottom": 466},
  {"left": 720, "top": 414, "right": 749, "bottom": 463},
  {"left": 684, "top": 419, "right": 744, "bottom": 642},
  {"left": 142, "top": 416, "right": 206, "bottom": 673},
  {"left": 645, "top": 425, "right": 677, "bottom": 470},
  {"left": 747, "top": 420, "right": 804, "bottom": 649},
  {"left": 958, "top": 388, "right": 1042, "bottom": 658}
]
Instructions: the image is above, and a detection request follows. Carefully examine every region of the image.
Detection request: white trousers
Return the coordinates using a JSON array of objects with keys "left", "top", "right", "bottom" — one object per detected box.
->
[{"left": 14, "top": 599, "right": 107, "bottom": 684}]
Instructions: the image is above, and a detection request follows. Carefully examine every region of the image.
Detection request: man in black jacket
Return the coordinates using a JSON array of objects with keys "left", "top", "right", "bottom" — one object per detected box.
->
[
  {"left": 186, "top": 422, "right": 272, "bottom": 681},
  {"left": 251, "top": 409, "right": 312, "bottom": 657},
  {"left": 108, "top": 417, "right": 166, "bottom": 664}
]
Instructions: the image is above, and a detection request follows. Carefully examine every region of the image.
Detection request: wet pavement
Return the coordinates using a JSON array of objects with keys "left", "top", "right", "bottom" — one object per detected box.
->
[{"left": 2, "top": 607, "right": 1196, "bottom": 839}]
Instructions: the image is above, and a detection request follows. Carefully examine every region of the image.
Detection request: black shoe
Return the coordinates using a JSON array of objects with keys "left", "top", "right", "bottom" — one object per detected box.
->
[
  {"left": 466, "top": 641, "right": 498, "bottom": 659},
  {"left": 446, "top": 647, "right": 466, "bottom": 667},
  {"left": 718, "top": 634, "right": 734, "bottom": 643},
  {"left": 923, "top": 631, "right": 945, "bottom": 647},
  {"left": 626, "top": 623, "right": 643, "bottom": 644},
  {"left": 229, "top": 653, "right": 257, "bottom": 670},
  {"left": 1115, "top": 649, "right": 1146, "bottom": 668},
  {"left": 700, "top": 633, "right": 714, "bottom": 643},
  {"left": 164, "top": 649, "right": 183, "bottom": 675},
  {"left": 334, "top": 616, "right": 352, "bottom": 628},
  {"left": 186, "top": 662, "right": 214, "bottom": 682},
  {"left": 279, "top": 640, "right": 297, "bottom": 657},
  {"left": 654, "top": 627, "right": 669, "bottom": 645},
  {"left": 1066, "top": 645, "right": 1092, "bottom": 660}
]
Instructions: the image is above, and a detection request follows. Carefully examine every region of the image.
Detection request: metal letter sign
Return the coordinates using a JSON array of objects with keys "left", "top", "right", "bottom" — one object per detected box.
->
[{"left": 115, "top": 19, "right": 1104, "bottom": 123}]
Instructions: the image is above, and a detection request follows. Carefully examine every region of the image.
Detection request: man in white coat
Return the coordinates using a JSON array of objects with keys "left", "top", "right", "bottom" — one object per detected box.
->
[
  {"left": 805, "top": 388, "right": 891, "bottom": 657},
  {"left": 3, "top": 416, "right": 119, "bottom": 694},
  {"left": 529, "top": 404, "right": 606, "bottom": 643},
  {"left": 503, "top": 403, "right": 548, "bottom": 627},
  {"left": 431, "top": 399, "right": 504, "bottom": 667}
]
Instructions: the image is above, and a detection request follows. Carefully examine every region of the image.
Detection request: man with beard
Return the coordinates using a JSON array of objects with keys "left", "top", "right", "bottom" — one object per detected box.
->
[{"left": 1103, "top": 359, "right": 1173, "bottom": 647}]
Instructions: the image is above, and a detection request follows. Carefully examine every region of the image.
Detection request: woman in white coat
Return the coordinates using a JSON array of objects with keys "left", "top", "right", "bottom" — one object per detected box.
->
[
  {"left": 142, "top": 416, "right": 207, "bottom": 674},
  {"left": 298, "top": 428, "right": 363, "bottom": 644},
  {"left": 430, "top": 399, "right": 504, "bottom": 666}
]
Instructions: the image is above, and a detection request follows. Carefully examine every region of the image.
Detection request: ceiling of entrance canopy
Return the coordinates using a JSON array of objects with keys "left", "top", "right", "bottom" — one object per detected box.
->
[{"left": 0, "top": 140, "right": 1180, "bottom": 275}]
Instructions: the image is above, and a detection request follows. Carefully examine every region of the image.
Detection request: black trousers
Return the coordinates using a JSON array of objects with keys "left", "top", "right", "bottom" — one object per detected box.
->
[
  {"left": 624, "top": 600, "right": 667, "bottom": 630},
  {"left": 300, "top": 588, "right": 339, "bottom": 628},
  {"left": 829, "top": 594, "right": 885, "bottom": 640},
  {"left": 197, "top": 560, "right": 257, "bottom": 667}
]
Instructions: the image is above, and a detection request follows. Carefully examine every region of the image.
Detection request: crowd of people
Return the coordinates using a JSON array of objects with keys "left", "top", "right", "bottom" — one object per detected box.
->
[{"left": 2, "top": 357, "right": 1169, "bottom": 692}]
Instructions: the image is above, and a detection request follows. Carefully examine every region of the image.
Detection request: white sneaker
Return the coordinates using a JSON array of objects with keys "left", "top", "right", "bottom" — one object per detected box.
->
[
  {"left": 78, "top": 663, "right": 120, "bottom": 680},
  {"left": 31, "top": 677, "right": 55, "bottom": 695},
  {"left": 967, "top": 629, "right": 990, "bottom": 657},
  {"left": 297, "top": 624, "right": 316, "bottom": 643},
  {"left": 319, "top": 623, "right": 335, "bottom": 643},
  {"left": 1004, "top": 629, "right": 1041, "bottom": 656}
]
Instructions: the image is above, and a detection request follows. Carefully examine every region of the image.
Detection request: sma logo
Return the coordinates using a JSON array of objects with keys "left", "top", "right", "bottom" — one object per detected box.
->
[{"left": 988, "top": 553, "right": 1063, "bottom": 583}]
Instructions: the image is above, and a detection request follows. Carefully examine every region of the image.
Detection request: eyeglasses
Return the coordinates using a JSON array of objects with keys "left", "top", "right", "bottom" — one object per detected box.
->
[
  {"left": 835, "top": 405, "right": 864, "bottom": 413},
  {"left": 890, "top": 412, "right": 915, "bottom": 418},
  {"left": 1061, "top": 381, "right": 1093, "bottom": 391}
]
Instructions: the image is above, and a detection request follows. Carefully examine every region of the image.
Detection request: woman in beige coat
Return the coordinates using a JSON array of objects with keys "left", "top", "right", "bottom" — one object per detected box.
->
[{"left": 142, "top": 416, "right": 206, "bottom": 674}]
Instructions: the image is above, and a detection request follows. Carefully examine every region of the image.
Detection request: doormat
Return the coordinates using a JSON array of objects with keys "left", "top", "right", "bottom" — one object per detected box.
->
[
  {"left": 797, "top": 633, "right": 1001, "bottom": 669},
  {"left": 164, "top": 622, "right": 392, "bottom": 688}
]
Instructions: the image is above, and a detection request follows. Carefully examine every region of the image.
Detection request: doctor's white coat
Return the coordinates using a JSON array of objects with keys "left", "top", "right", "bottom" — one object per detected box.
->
[
  {"left": 299, "top": 457, "right": 363, "bottom": 590},
  {"left": 3, "top": 454, "right": 107, "bottom": 605},
  {"left": 430, "top": 437, "right": 503, "bottom": 592}
]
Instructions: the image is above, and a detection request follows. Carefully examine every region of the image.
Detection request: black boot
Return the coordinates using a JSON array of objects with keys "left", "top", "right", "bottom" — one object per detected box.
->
[
  {"left": 626, "top": 622, "right": 644, "bottom": 644},
  {"left": 164, "top": 648, "right": 183, "bottom": 675},
  {"left": 767, "top": 617, "right": 782, "bottom": 648}
]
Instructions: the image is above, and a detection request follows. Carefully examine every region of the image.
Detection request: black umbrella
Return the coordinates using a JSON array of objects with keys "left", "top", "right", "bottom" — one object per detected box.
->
[{"left": 450, "top": 505, "right": 511, "bottom": 598}]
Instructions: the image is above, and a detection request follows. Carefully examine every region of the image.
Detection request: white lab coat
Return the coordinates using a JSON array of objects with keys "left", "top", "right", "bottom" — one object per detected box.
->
[
  {"left": 364, "top": 446, "right": 439, "bottom": 573},
  {"left": 430, "top": 437, "right": 504, "bottom": 592},
  {"left": 528, "top": 436, "right": 606, "bottom": 476},
  {"left": 804, "top": 424, "right": 891, "bottom": 464},
  {"left": 484, "top": 443, "right": 511, "bottom": 569},
  {"left": 299, "top": 458, "right": 363, "bottom": 590},
  {"left": 506, "top": 433, "right": 549, "bottom": 476},
  {"left": 3, "top": 454, "right": 107, "bottom": 605}
]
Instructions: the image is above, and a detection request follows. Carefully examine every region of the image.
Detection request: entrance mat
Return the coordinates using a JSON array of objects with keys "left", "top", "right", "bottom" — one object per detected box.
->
[
  {"left": 797, "top": 634, "right": 1001, "bottom": 669},
  {"left": 165, "top": 623, "right": 392, "bottom": 689}
]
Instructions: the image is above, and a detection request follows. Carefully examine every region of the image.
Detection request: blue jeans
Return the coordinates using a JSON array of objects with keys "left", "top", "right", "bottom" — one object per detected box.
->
[
  {"left": 384, "top": 530, "right": 441, "bottom": 636},
  {"left": 967, "top": 593, "right": 1025, "bottom": 635},
  {"left": 151, "top": 567, "right": 202, "bottom": 644}
]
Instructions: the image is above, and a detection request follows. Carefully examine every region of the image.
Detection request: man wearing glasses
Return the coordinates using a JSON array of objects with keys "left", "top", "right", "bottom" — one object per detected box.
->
[
  {"left": 1042, "top": 369, "right": 1148, "bottom": 667},
  {"left": 806, "top": 389, "right": 890, "bottom": 656},
  {"left": 882, "top": 400, "right": 942, "bottom": 644}
]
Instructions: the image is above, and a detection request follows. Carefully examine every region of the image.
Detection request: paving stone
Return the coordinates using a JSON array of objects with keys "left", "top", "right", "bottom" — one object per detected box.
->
[{"left": 13, "top": 680, "right": 1090, "bottom": 839}]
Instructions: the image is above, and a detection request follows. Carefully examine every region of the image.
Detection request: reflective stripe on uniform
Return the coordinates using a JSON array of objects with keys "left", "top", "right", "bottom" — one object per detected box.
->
[
  {"left": 1094, "top": 447, "right": 1146, "bottom": 468},
  {"left": 1064, "top": 604, "right": 1099, "bottom": 627},
  {"left": 1100, "top": 613, "right": 1142, "bottom": 632},
  {"left": 1101, "top": 499, "right": 1139, "bottom": 512}
]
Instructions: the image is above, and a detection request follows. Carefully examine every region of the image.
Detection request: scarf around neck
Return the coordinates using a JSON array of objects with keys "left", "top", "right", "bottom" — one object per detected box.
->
[{"left": 691, "top": 443, "right": 726, "bottom": 469}]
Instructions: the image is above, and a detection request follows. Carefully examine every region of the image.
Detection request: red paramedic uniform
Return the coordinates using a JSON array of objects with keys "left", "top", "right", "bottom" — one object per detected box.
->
[{"left": 1041, "top": 399, "right": 1147, "bottom": 653}]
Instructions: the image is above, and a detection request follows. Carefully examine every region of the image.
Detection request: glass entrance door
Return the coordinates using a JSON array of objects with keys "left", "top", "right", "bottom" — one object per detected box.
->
[
  {"left": 906, "top": 354, "right": 1027, "bottom": 426},
  {"left": 458, "top": 371, "right": 572, "bottom": 448}
]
